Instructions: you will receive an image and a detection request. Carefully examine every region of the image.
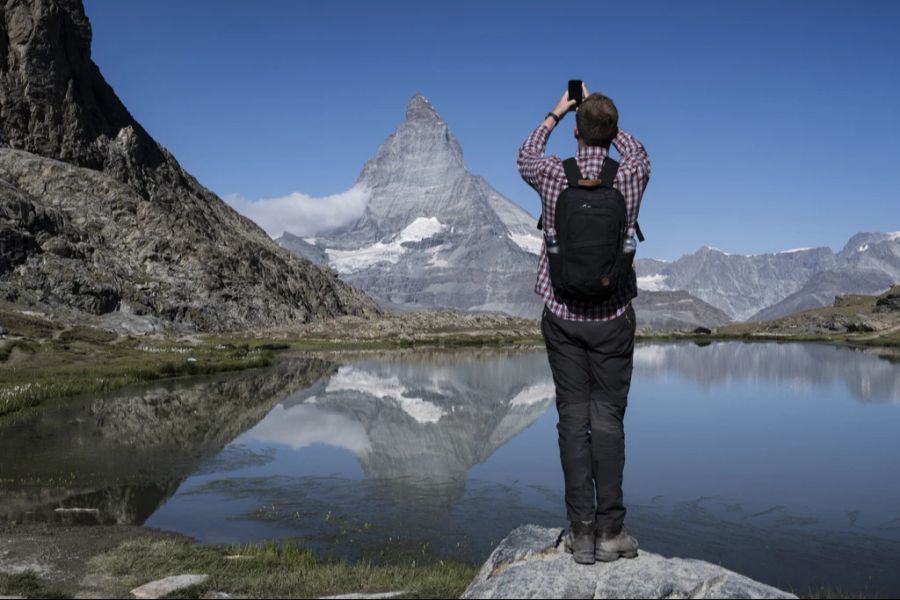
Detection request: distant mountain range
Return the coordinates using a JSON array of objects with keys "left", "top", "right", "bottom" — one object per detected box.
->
[{"left": 637, "top": 231, "right": 899, "bottom": 321}]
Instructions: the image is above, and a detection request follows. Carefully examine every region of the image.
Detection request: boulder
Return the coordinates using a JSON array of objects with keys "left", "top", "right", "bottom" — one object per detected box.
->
[
  {"left": 461, "top": 525, "right": 796, "bottom": 599},
  {"left": 874, "top": 286, "right": 900, "bottom": 313},
  {"left": 130, "top": 574, "right": 208, "bottom": 599}
]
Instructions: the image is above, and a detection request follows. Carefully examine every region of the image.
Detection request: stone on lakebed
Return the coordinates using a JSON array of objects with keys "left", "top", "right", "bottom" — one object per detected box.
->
[{"left": 130, "top": 574, "right": 209, "bottom": 599}]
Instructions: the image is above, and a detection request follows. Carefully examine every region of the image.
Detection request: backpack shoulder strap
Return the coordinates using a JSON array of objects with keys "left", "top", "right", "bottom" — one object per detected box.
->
[
  {"left": 600, "top": 157, "right": 619, "bottom": 186},
  {"left": 562, "top": 157, "right": 581, "bottom": 188},
  {"left": 600, "top": 156, "right": 647, "bottom": 240},
  {"left": 537, "top": 157, "right": 583, "bottom": 231}
]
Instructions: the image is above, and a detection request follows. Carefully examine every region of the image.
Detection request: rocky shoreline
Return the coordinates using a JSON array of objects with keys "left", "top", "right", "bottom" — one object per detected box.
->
[
  {"left": 1, "top": 522, "right": 803, "bottom": 599},
  {"left": 0, "top": 522, "right": 476, "bottom": 599}
]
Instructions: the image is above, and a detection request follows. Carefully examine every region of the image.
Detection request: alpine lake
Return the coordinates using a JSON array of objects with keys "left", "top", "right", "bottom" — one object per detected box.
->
[{"left": 2, "top": 341, "right": 899, "bottom": 597}]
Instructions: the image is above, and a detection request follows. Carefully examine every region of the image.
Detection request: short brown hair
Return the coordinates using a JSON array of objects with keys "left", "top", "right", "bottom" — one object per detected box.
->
[{"left": 576, "top": 93, "right": 619, "bottom": 147}]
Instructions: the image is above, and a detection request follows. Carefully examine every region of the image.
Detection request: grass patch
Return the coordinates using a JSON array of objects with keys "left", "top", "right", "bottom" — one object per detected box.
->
[
  {"left": 285, "top": 334, "right": 544, "bottom": 352},
  {"left": 0, "top": 342, "right": 274, "bottom": 420},
  {"left": 0, "top": 571, "right": 70, "bottom": 599},
  {"left": 0, "top": 340, "right": 18, "bottom": 362},
  {"left": 88, "top": 537, "right": 477, "bottom": 599},
  {"left": 57, "top": 325, "right": 117, "bottom": 344},
  {"left": 0, "top": 308, "right": 61, "bottom": 339}
]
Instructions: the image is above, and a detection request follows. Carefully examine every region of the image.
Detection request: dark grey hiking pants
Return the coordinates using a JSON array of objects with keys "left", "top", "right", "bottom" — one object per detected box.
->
[{"left": 541, "top": 303, "right": 635, "bottom": 534}]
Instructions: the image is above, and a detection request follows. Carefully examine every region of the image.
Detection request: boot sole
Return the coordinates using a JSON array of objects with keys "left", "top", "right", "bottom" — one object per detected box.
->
[{"left": 595, "top": 549, "right": 638, "bottom": 562}]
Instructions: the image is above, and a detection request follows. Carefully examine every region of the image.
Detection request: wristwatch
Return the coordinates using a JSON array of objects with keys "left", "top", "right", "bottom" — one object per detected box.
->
[{"left": 546, "top": 112, "right": 561, "bottom": 124}]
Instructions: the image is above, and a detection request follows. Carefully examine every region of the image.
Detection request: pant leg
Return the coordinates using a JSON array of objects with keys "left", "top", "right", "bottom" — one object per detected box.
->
[
  {"left": 585, "top": 303, "right": 636, "bottom": 535},
  {"left": 541, "top": 307, "right": 594, "bottom": 522}
]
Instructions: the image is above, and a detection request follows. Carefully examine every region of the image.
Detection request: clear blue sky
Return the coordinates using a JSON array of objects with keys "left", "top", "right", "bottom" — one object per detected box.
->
[{"left": 84, "top": 0, "right": 899, "bottom": 260}]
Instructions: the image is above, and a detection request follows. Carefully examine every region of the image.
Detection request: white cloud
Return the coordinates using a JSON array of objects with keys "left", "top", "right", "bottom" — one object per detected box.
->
[{"left": 224, "top": 184, "right": 370, "bottom": 238}]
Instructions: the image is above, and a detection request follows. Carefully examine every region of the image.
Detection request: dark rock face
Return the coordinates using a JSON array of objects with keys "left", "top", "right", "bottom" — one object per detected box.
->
[
  {"left": 750, "top": 268, "right": 894, "bottom": 322},
  {"left": 0, "top": 0, "right": 164, "bottom": 186},
  {"left": 875, "top": 285, "right": 900, "bottom": 313},
  {"left": 277, "top": 231, "right": 329, "bottom": 267},
  {"left": 0, "top": 0, "right": 377, "bottom": 331},
  {"left": 632, "top": 290, "right": 732, "bottom": 331}
]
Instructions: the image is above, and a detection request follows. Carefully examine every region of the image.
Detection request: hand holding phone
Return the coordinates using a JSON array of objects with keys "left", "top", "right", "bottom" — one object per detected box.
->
[{"left": 568, "top": 80, "right": 584, "bottom": 107}]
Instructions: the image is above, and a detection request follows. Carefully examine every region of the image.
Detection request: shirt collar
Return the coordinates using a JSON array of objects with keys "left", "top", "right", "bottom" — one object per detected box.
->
[{"left": 576, "top": 143, "right": 609, "bottom": 161}]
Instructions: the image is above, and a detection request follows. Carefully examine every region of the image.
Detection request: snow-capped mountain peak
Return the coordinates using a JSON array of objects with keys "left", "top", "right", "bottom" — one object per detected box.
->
[{"left": 279, "top": 94, "right": 543, "bottom": 316}]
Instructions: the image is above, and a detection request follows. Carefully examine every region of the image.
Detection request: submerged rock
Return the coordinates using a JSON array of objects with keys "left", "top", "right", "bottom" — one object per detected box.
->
[{"left": 462, "top": 525, "right": 796, "bottom": 599}]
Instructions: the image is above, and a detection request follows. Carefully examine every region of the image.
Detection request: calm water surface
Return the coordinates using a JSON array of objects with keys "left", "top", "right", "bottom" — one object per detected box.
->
[{"left": 2, "top": 342, "right": 899, "bottom": 595}]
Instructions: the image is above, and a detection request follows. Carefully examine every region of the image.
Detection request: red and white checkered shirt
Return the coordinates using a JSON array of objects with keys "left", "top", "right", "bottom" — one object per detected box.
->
[{"left": 517, "top": 123, "right": 651, "bottom": 321}]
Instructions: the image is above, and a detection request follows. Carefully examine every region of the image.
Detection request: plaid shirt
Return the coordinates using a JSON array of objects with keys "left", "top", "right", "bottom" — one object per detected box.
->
[{"left": 517, "top": 124, "right": 651, "bottom": 321}]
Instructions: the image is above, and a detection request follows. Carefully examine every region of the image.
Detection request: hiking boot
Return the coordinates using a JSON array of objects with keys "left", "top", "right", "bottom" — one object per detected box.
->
[
  {"left": 563, "top": 520, "right": 596, "bottom": 565},
  {"left": 595, "top": 526, "right": 639, "bottom": 562}
]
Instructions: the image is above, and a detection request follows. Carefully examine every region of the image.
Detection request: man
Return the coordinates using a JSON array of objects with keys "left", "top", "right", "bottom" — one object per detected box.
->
[{"left": 517, "top": 84, "right": 650, "bottom": 565}]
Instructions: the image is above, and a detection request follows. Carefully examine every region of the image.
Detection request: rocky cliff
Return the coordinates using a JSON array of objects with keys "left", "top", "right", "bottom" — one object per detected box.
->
[{"left": 0, "top": 0, "right": 377, "bottom": 331}]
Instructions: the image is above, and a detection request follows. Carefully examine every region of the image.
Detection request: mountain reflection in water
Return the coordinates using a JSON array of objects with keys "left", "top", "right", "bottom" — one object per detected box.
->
[{"left": 2, "top": 342, "right": 899, "bottom": 596}]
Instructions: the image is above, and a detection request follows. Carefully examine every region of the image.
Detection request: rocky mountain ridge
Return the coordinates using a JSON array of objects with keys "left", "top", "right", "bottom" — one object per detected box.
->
[
  {"left": 637, "top": 231, "right": 899, "bottom": 321},
  {"left": 0, "top": 0, "right": 377, "bottom": 332}
]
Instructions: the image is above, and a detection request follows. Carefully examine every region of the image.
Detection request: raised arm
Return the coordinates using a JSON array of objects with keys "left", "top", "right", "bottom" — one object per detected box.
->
[
  {"left": 612, "top": 128, "right": 651, "bottom": 233},
  {"left": 516, "top": 124, "right": 554, "bottom": 190},
  {"left": 517, "top": 90, "right": 578, "bottom": 189}
]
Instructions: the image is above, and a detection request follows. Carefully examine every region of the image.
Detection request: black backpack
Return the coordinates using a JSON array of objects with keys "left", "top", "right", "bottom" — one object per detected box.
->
[{"left": 537, "top": 156, "right": 643, "bottom": 301}]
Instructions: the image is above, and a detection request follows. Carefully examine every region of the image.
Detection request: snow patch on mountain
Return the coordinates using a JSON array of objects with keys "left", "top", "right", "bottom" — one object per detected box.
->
[
  {"left": 326, "top": 217, "right": 445, "bottom": 274},
  {"left": 509, "top": 232, "right": 543, "bottom": 255},
  {"left": 326, "top": 366, "right": 445, "bottom": 424},
  {"left": 637, "top": 274, "right": 670, "bottom": 291},
  {"left": 634, "top": 345, "right": 668, "bottom": 368},
  {"left": 509, "top": 382, "right": 555, "bottom": 407}
]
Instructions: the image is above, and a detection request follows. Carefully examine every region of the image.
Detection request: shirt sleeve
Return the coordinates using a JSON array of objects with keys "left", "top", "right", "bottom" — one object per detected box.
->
[
  {"left": 612, "top": 128, "right": 651, "bottom": 234},
  {"left": 517, "top": 124, "right": 555, "bottom": 190}
]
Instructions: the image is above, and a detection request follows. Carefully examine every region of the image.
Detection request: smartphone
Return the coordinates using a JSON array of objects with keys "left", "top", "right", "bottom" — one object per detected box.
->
[{"left": 568, "top": 80, "right": 583, "bottom": 106}]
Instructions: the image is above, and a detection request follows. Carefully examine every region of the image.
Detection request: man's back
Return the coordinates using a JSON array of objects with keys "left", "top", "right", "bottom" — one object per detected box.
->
[
  {"left": 516, "top": 86, "right": 650, "bottom": 566},
  {"left": 517, "top": 112, "right": 650, "bottom": 321}
]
